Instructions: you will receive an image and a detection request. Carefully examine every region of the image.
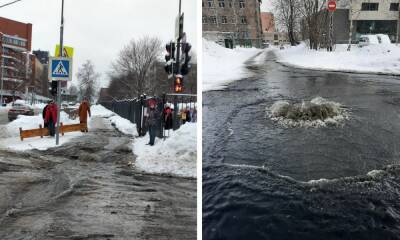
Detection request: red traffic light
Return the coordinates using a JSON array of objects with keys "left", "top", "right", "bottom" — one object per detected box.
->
[{"left": 174, "top": 75, "right": 183, "bottom": 93}]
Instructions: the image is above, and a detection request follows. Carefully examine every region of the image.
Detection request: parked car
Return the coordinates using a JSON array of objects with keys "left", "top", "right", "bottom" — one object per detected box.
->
[
  {"left": 357, "top": 34, "right": 390, "bottom": 47},
  {"left": 8, "top": 102, "right": 34, "bottom": 121}
]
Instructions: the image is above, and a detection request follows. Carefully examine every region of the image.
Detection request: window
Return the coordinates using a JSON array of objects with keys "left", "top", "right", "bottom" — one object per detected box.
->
[
  {"left": 274, "top": 34, "right": 278, "bottom": 40},
  {"left": 202, "top": 1, "right": 204, "bottom": 7},
  {"left": 208, "top": 0, "right": 214, "bottom": 7},
  {"left": 202, "top": 16, "right": 208, "bottom": 24},
  {"left": 239, "top": 0, "right": 245, "bottom": 8},
  {"left": 210, "top": 16, "right": 217, "bottom": 24},
  {"left": 228, "top": 0, "right": 233, "bottom": 7},
  {"left": 219, "top": 0, "right": 225, "bottom": 7},
  {"left": 240, "top": 16, "right": 247, "bottom": 24},
  {"left": 390, "top": 3, "right": 399, "bottom": 11},
  {"left": 361, "top": 2, "right": 379, "bottom": 11},
  {"left": 221, "top": 16, "right": 228, "bottom": 23},
  {"left": 230, "top": 17, "right": 236, "bottom": 23}
]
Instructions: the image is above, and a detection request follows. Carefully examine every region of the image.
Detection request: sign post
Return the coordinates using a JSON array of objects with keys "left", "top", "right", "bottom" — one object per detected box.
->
[{"left": 327, "top": 0, "right": 336, "bottom": 52}]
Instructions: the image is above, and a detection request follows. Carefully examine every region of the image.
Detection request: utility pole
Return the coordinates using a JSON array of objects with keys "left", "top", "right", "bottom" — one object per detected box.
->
[
  {"left": 56, "top": 0, "right": 64, "bottom": 145},
  {"left": 173, "top": 0, "right": 182, "bottom": 130}
]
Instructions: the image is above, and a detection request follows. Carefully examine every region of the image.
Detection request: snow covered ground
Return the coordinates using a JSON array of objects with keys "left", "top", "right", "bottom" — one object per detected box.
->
[
  {"left": 133, "top": 123, "right": 197, "bottom": 178},
  {"left": 91, "top": 105, "right": 137, "bottom": 136},
  {"left": 203, "top": 38, "right": 263, "bottom": 91},
  {"left": 275, "top": 43, "right": 400, "bottom": 75},
  {"left": 0, "top": 105, "right": 138, "bottom": 151},
  {"left": 0, "top": 111, "right": 82, "bottom": 151}
]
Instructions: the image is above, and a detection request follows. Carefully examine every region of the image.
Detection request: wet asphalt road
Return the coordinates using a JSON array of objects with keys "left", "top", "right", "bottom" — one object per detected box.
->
[
  {"left": 203, "top": 51, "right": 400, "bottom": 239},
  {"left": 0, "top": 117, "right": 196, "bottom": 240}
]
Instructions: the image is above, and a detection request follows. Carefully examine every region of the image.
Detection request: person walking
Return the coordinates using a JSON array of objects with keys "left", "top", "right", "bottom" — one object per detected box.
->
[
  {"left": 145, "top": 99, "right": 160, "bottom": 146},
  {"left": 78, "top": 98, "right": 91, "bottom": 132},
  {"left": 44, "top": 100, "right": 57, "bottom": 137}
]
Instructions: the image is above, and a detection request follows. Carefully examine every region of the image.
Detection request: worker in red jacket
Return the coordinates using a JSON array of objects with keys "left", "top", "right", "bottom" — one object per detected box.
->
[{"left": 44, "top": 100, "right": 58, "bottom": 137}]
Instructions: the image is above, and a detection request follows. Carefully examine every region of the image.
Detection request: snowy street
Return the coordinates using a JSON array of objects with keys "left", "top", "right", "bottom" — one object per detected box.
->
[
  {"left": 203, "top": 49, "right": 400, "bottom": 238},
  {"left": 0, "top": 110, "right": 196, "bottom": 239}
]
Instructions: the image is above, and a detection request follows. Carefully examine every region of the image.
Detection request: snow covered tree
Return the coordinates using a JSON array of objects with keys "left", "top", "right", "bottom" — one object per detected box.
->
[{"left": 76, "top": 60, "right": 100, "bottom": 103}]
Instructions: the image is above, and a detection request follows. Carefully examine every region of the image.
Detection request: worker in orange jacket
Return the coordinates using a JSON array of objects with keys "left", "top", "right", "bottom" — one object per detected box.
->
[{"left": 78, "top": 98, "right": 91, "bottom": 132}]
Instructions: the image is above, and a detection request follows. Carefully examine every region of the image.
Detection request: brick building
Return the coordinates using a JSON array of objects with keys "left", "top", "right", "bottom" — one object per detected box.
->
[
  {"left": 0, "top": 17, "right": 33, "bottom": 103},
  {"left": 260, "top": 12, "right": 289, "bottom": 46},
  {"left": 202, "top": 0, "right": 263, "bottom": 48}
]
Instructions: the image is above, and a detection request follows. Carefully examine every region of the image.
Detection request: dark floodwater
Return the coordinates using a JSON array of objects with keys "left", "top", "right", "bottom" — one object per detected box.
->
[{"left": 203, "top": 52, "right": 400, "bottom": 239}]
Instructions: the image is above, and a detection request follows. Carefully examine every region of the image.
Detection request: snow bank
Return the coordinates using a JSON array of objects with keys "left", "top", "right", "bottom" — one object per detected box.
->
[
  {"left": 203, "top": 38, "right": 262, "bottom": 91},
  {"left": 275, "top": 43, "right": 400, "bottom": 75},
  {"left": 108, "top": 115, "right": 137, "bottom": 136},
  {"left": 133, "top": 123, "right": 197, "bottom": 178},
  {"left": 90, "top": 105, "right": 137, "bottom": 136},
  {"left": 91, "top": 105, "right": 116, "bottom": 118}
]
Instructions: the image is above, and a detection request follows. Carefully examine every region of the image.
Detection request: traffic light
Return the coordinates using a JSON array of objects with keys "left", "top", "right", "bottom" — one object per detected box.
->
[
  {"left": 181, "top": 42, "right": 191, "bottom": 75},
  {"left": 174, "top": 75, "right": 183, "bottom": 93},
  {"left": 164, "top": 42, "right": 176, "bottom": 74},
  {"left": 50, "top": 80, "right": 58, "bottom": 96}
]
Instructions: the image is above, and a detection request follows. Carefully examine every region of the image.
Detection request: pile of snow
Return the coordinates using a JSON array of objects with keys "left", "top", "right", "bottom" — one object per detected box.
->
[
  {"left": 203, "top": 38, "right": 262, "bottom": 91},
  {"left": 108, "top": 115, "right": 137, "bottom": 136},
  {"left": 133, "top": 123, "right": 197, "bottom": 178},
  {"left": 91, "top": 105, "right": 116, "bottom": 118},
  {"left": 268, "top": 97, "right": 348, "bottom": 128},
  {"left": 90, "top": 105, "right": 137, "bottom": 136},
  {"left": 275, "top": 42, "right": 400, "bottom": 75}
]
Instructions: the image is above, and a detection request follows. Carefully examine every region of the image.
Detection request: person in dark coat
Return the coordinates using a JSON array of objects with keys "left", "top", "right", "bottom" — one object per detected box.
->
[
  {"left": 145, "top": 99, "right": 160, "bottom": 146},
  {"left": 164, "top": 104, "right": 173, "bottom": 130},
  {"left": 42, "top": 100, "right": 51, "bottom": 128},
  {"left": 44, "top": 100, "right": 58, "bottom": 137}
]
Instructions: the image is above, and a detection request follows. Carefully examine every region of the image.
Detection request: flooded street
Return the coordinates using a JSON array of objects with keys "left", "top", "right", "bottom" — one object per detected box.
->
[
  {"left": 0, "top": 117, "right": 196, "bottom": 240},
  {"left": 203, "top": 52, "right": 400, "bottom": 239}
]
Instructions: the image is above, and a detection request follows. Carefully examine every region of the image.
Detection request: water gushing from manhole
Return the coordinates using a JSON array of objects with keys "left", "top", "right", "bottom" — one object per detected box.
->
[{"left": 268, "top": 97, "right": 348, "bottom": 128}]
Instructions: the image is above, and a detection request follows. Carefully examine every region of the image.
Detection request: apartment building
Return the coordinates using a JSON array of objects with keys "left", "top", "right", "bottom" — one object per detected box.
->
[{"left": 202, "top": 0, "right": 263, "bottom": 48}]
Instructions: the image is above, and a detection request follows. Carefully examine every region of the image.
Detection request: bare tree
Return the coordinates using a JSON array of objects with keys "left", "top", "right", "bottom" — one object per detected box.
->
[
  {"left": 273, "top": 0, "right": 300, "bottom": 46},
  {"left": 77, "top": 60, "right": 100, "bottom": 103},
  {"left": 110, "top": 36, "right": 162, "bottom": 98},
  {"left": 299, "top": 0, "right": 329, "bottom": 50}
]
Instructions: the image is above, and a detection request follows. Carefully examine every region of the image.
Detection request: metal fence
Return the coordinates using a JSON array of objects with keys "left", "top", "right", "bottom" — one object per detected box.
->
[{"left": 98, "top": 93, "right": 197, "bottom": 138}]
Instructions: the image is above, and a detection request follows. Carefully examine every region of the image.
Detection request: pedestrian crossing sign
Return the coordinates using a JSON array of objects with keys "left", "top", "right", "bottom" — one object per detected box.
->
[{"left": 49, "top": 57, "right": 73, "bottom": 81}]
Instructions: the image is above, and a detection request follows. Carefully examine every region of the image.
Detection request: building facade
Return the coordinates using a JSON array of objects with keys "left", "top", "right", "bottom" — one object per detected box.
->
[
  {"left": 33, "top": 50, "right": 50, "bottom": 97},
  {"left": 0, "top": 17, "right": 33, "bottom": 103},
  {"left": 350, "top": 0, "right": 400, "bottom": 42},
  {"left": 202, "top": 0, "right": 263, "bottom": 48}
]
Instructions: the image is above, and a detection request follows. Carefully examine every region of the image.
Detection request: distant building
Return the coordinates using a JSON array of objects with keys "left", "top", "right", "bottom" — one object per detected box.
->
[
  {"left": 0, "top": 17, "right": 33, "bottom": 103},
  {"left": 350, "top": 0, "right": 400, "bottom": 42},
  {"left": 202, "top": 0, "right": 263, "bottom": 48},
  {"left": 33, "top": 50, "right": 49, "bottom": 65},
  {"left": 33, "top": 50, "right": 50, "bottom": 97},
  {"left": 260, "top": 12, "right": 289, "bottom": 46},
  {"left": 305, "top": 0, "right": 400, "bottom": 45}
]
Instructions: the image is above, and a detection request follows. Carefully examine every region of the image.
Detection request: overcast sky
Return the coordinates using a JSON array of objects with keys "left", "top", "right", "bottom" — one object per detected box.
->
[
  {"left": 261, "top": 0, "right": 273, "bottom": 12},
  {"left": 0, "top": 0, "right": 197, "bottom": 88}
]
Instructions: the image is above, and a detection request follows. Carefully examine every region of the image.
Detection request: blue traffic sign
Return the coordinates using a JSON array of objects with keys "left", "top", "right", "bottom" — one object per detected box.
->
[{"left": 49, "top": 57, "right": 73, "bottom": 81}]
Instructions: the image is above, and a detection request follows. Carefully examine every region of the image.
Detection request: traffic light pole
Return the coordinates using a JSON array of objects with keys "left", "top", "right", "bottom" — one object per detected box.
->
[
  {"left": 174, "top": 0, "right": 182, "bottom": 130},
  {"left": 56, "top": 0, "right": 64, "bottom": 145}
]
